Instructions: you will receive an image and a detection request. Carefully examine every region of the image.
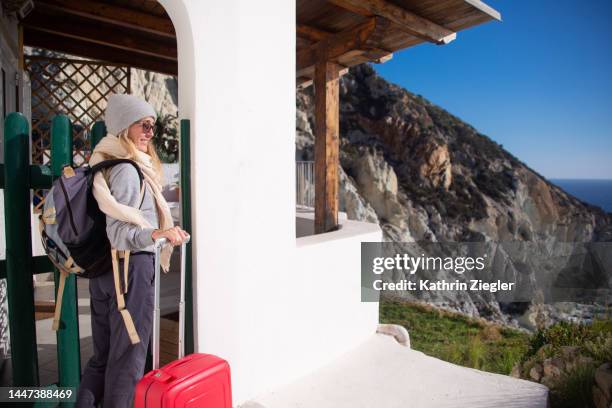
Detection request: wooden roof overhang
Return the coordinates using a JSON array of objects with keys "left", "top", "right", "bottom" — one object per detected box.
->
[
  {"left": 296, "top": 0, "right": 501, "bottom": 88},
  {"left": 21, "top": 0, "right": 178, "bottom": 75},
  {"left": 297, "top": 0, "right": 500, "bottom": 234},
  {"left": 17, "top": 1, "right": 501, "bottom": 82}
]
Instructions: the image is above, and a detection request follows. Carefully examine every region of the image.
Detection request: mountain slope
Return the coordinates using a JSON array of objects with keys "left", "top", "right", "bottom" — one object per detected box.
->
[{"left": 296, "top": 64, "right": 612, "bottom": 326}]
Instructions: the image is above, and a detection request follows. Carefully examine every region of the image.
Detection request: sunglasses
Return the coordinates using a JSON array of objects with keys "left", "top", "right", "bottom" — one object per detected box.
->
[{"left": 135, "top": 121, "right": 155, "bottom": 133}]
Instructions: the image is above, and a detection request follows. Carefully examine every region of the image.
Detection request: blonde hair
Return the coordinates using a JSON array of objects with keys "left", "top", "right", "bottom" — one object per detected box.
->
[{"left": 117, "top": 128, "right": 164, "bottom": 185}]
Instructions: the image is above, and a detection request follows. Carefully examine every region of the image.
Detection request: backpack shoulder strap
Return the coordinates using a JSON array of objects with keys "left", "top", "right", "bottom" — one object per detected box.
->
[
  {"left": 90, "top": 159, "right": 144, "bottom": 187},
  {"left": 89, "top": 159, "right": 146, "bottom": 209}
]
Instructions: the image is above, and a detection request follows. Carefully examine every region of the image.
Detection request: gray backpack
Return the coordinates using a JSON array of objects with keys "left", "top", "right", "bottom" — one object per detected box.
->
[{"left": 40, "top": 159, "right": 145, "bottom": 342}]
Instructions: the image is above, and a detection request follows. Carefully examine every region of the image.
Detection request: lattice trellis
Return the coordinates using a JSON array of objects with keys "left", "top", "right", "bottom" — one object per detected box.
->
[{"left": 25, "top": 55, "right": 130, "bottom": 212}]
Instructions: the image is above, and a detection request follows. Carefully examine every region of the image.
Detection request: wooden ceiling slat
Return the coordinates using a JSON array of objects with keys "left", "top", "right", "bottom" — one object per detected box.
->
[
  {"left": 24, "top": 29, "right": 177, "bottom": 75},
  {"left": 35, "top": 0, "right": 175, "bottom": 38},
  {"left": 445, "top": 13, "right": 491, "bottom": 32},
  {"left": 299, "top": 0, "right": 367, "bottom": 33},
  {"left": 117, "top": 0, "right": 166, "bottom": 17},
  {"left": 397, "top": 0, "right": 459, "bottom": 17},
  {"left": 377, "top": 21, "right": 423, "bottom": 50},
  {"left": 297, "top": 0, "right": 338, "bottom": 25},
  {"left": 328, "top": 0, "right": 456, "bottom": 44},
  {"left": 23, "top": 11, "right": 177, "bottom": 61},
  {"left": 418, "top": 3, "right": 474, "bottom": 25},
  {"left": 392, "top": 0, "right": 499, "bottom": 25},
  {"left": 326, "top": 0, "right": 374, "bottom": 17}
]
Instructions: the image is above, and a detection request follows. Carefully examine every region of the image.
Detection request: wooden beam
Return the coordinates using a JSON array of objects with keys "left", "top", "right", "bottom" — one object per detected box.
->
[
  {"left": 297, "top": 24, "right": 330, "bottom": 42},
  {"left": 297, "top": 67, "right": 349, "bottom": 90},
  {"left": 35, "top": 0, "right": 175, "bottom": 39},
  {"left": 297, "top": 18, "right": 393, "bottom": 74},
  {"left": 297, "top": 77, "right": 313, "bottom": 89},
  {"left": 297, "top": 23, "right": 392, "bottom": 62},
  {"left": 297, "top": 17, "right": 389, "bottom": 72},
  {"left": 314, "top": 59, "right": 341, "bottom": 234},
  {"left": 328, "top": 0, "right": 456, "bottom": 44},
  {"left": 18, "top": 23, "right": 24, "bottom": 70},
  {"left": 23, "top": 12, "right": 177, "bottom": 61},
  {"left": 373, "top": 53, "right": 392, "bottom": 63},
  {"left": 23, "top": 29, "right": 177, "bottom": 75}
]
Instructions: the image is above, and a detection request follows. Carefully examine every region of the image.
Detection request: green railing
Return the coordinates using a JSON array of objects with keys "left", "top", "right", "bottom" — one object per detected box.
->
[
  {"left": 180, "top": 119, "right": 194, "bottom": 355},
  {"left": 3, "top": 112, "right": 40, "bottom": 387},
  {"left": 1, "top": 113, "right": 194, "bottom": 393}
]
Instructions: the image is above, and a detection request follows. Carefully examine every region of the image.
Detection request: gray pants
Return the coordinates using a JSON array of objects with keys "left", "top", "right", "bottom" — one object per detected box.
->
[{"left": 75, "top": 252, "right": 155, "bottom": 408}]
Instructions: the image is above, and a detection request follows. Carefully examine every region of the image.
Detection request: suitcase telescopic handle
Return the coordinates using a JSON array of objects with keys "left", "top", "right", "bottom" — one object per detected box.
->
[{"left": 153, "top": 235, "right": 191, "bottom": 370}]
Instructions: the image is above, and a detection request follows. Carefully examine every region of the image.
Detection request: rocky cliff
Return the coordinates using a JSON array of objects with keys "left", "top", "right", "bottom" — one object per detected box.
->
[{"left": 297, "top": 64, "right": 612, "bottom": 328}]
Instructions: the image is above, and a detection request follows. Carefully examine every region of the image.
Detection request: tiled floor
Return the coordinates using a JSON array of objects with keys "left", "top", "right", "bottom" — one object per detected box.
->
[{"left": 34, "top": 251, "right": 182, "bottom": 386}]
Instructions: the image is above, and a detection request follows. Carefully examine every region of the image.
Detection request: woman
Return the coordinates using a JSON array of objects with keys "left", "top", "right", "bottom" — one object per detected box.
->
[{"left": 75, "top": 94, "right": 189, "bottom": 407}]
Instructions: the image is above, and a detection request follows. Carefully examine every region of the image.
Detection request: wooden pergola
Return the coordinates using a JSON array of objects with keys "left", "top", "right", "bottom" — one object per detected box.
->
[
  {"left": 16, "top": 0, "right": 501, "bottom": 234},
  {"left": 20, "top": 0, "right": 177, "bottom": 75},
  {"left": 296, "top": 0, "right": 500, "bottom": 233}
]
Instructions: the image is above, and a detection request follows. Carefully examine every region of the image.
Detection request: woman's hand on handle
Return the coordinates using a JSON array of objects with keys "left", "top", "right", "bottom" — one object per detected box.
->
[{"left": 152, "top": 226, "right": 190, "bottom": 246}]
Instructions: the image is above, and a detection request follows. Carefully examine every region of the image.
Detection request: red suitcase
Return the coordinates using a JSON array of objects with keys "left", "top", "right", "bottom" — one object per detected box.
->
[{"left": 134, "top": 237, "right": 232, "bottom": 407}]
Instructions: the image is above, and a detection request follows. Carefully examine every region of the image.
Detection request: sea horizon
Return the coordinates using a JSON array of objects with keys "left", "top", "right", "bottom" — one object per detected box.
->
[
  {"left": 550, "top": 178, "right": 612, "bottom": 181},
  {"left": 549, "top": 178, "right": 612, "bottom": 212}
]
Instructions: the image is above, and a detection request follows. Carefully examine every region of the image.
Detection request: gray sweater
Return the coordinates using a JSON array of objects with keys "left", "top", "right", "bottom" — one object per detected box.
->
[{"left": 106, "top": 163, "right": 159, "bottom": 253}]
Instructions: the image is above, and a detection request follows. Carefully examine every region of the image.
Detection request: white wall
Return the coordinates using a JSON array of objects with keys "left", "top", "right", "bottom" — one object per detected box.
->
[
  {"left": 289, "top": 216, "right": 381, "bottom": 383},
  {"left": 159, "top": 1, "right": 381, "bottom": 403}
]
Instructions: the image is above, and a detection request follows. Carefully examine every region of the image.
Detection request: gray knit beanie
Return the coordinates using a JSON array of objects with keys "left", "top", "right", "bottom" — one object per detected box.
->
[{"left": 105, "top": 93, "right": 156, "bottom": 135}]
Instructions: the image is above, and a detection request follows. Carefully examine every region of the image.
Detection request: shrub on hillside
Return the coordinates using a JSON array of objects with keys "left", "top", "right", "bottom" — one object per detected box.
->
[{"left": 515, "top": 316, "right": 612, "bottom": 408}]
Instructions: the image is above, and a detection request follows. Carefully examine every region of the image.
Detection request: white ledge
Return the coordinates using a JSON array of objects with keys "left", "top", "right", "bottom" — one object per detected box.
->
[{"left": 296, "top": 207, "right": 381, "bottom": 246}]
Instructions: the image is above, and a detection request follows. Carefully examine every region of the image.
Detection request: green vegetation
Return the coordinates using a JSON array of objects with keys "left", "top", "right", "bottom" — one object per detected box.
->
[
  {"left": 380, "top": 299, "right": 529, "bottom": 374},
  {"left": 524, "top": 319, "right": 612, "bottom": 362},
  {"left": 473, "top": 167, "right": 514, "bottom": 205},
  {"left": 520, "top": 317, "right": 612, "bottom": 407},
  {"left": 153, "top": 112, "right": 179, "bottom": 163},
  {"left": 380, "top": 299, "right": 612, "bottom": 408},
  {"left": 548, "top": 364, "right": 597, "bottom": 408}
]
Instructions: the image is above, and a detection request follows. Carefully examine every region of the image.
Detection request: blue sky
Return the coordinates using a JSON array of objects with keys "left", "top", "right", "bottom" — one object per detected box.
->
[{"left": 373, "top": 0, "right": 612, "bottom": 179}]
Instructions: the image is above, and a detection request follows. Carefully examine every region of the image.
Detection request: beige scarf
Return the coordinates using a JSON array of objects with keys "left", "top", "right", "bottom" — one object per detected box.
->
[{"left": 90, "top": 135, "right": 173, "bottom": 272}]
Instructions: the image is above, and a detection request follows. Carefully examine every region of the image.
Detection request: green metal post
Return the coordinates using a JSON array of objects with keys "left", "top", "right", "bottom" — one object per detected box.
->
[
  {"left": 180, "top": 119, "right": 194, "bottom": 355},
  {"left": 90, "top": 121, "right": 106, "bottom": 151},
  {"left": 3, "top": 112, "right": 39, "bottom": 386},
  {"left": 51, "top": 115, "right": 81, "bottom": 396}
]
